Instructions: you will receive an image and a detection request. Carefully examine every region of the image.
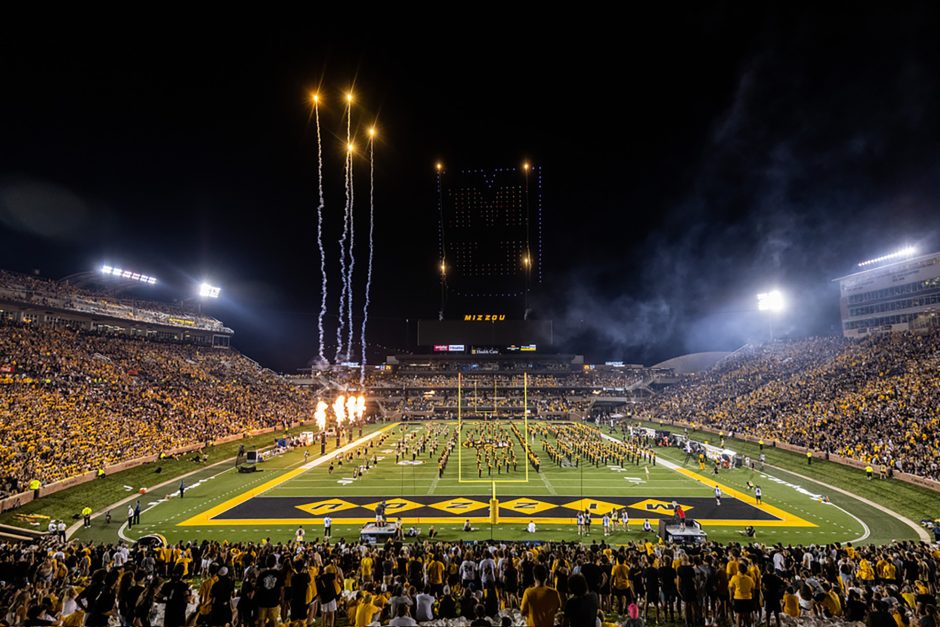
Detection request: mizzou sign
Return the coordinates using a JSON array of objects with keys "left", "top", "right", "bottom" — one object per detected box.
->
[{"left": 464, "top": 314, "right": 506, "bottom": 321}]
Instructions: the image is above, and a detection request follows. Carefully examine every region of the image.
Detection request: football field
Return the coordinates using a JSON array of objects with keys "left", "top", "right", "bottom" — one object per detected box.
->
[{"left": 68, "top": 420, "right": 883, "bottom": 546}]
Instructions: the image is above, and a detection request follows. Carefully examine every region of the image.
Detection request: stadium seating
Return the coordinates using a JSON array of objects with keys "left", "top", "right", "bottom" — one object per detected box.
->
[
  {"left": 0, "top": 321, "right": 313, "bottom": 493},
  {"left": 646, "top": 333, "right": 940, "bottom": 480}
]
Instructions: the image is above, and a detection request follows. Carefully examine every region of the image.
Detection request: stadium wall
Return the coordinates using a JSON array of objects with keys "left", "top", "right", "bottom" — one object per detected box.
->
[
  {"left": 0, "top": 421, "right": 314, "bottom": 513},
  {"left": 651, "top": 418, "right": 940, "bottom": 494}
]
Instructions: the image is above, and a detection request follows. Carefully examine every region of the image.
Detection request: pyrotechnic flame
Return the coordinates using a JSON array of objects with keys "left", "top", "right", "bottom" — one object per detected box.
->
[
  {"left": 346, "top": 395, "right": 357, "bottom": 423},
  {"left": 315, "top": 401, "right": 328, "bottom": 431},
  {"left": 333, "top": 395, "right": 346, "bottom": 426}
]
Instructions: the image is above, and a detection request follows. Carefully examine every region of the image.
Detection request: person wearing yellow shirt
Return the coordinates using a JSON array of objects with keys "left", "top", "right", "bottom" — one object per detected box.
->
[
  {"left": 426, "top": 556, "right": 445, "bottom": 595},
  {"left": 354, "top": 592, "right": 380, "bottom": 627},
  {"left": 520, "top": 564, "right": 562, "bottom": 627},
  {"left": 729, "top": 563, "right": 755, "bottom": 627},
  {"left": 820, "top": 583, "right": 842, "bottom": 617},
  {"left": 878, "top": 558, "right": 897, "bottom": 584},
  {"left": 360, "top": 552, "right": 374, "bottom": 583},
  {"left": 782, "top": 587, "right": 800, "bottom": 618},
  {"left": 857, "top": 558, "right": 875, "bottom": 582},
  {"left": 611, "top": 555, "right": 632, "bottom": 615},
  {"left": 175, "top": 551, "right": 192, "bottom": 577},
  {"left": 197, "top": 565, "right": 218, "bottom": 622}
]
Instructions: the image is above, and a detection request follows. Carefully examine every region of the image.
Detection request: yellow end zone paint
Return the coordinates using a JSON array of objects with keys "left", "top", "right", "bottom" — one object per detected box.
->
[
  {"left": 178, "top": 423, "right": 399, "bottom": 527},
  {"left": 174, "top": 516, "right": 808, "bottom": 527},
  {"left": 668, "top": 465, "right": 816, "bottom": 528}
]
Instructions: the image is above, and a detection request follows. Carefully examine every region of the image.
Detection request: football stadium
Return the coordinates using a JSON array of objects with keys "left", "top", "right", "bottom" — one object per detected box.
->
[{"left": 4, "top": 20, "right": 940, "bottom": 627}]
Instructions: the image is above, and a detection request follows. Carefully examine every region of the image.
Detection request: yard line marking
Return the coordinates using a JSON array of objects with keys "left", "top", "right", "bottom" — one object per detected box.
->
[
  {"left": 539, "top": 471, "right": 558, "bottom": 495},
  {"left": 178, "top": 423, "right": 399, "bottom": 527}
]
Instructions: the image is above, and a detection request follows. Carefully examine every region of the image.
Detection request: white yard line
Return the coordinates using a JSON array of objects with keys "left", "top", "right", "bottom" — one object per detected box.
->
[
  {"left": 76, "top": 425, "right": 397, "bottom": 540},
  {"left": 426, "top": 473, "right": 441, "bottom": 495},
  {"left": 600, "top": 431, "right": 922, "bottom": 543},
  {"left": 763, "top": 463, "right": 928, "bottom": 542},
  {"left": 539, "top": 471, "right": 558, "bottom": 495}
]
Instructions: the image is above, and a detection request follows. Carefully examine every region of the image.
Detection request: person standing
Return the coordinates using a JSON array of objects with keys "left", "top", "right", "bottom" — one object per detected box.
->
[
  {"left": 133, "top": 500, "right": 141, "bottom": 525},
  {"left": 295, "top": 525, "right": 305, "bottom": 543},
  {"left": 255, "top": 554, "right": 284, "bottom": 626},
  {"left": 755, "top": 486, "right": 763, "bottom": 505},
  {"left": 82, "top": 506, "right": 93, "bottom": 528},
  {"left": 127, "top": 505, "right": 135, "bottom": 529},
  {"left": 762, "top": 564, "right": 784, "bottom": 627},
  {"left": 563, "top": 573, "right": 599, "bottom": 627},
  {"left": 729, "top": 563, "right": 755, "bottom": 627},
  {"left": 57, "top": 519, "right": 66, "bottom": 543},
  {"left": 161, "top": 567, "right": 192, "bottom": 627},
  {"left": 520, "top": 564, "right": 562, "bottom": 627},
  {"left": 179, "top": 480, "right": 185, "bottom": 498},
  {"left": 323, "top": 515, "right": 332, "bottom": 539},
  {"left": 209, "top": 566, "right": 234, "bottom": 627},
  {"left": 715, "top": 486, "right": 722, "bottom": 506}
]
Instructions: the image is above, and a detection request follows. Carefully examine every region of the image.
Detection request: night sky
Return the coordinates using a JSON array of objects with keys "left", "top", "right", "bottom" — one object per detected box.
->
[{"left": 3, "top": 8, "right": 940, "bottom": 371}]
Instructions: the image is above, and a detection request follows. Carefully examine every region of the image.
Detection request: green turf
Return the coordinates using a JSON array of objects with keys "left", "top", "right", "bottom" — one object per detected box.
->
[
  {"left": 634, "top": 420, "right": 936, "bottom": 545},
  {"left": 54, "top": 420, "right": 913, "bottom": 547},
  {"left": 1, "top": 423, "right": 383, "bottom": 533}
]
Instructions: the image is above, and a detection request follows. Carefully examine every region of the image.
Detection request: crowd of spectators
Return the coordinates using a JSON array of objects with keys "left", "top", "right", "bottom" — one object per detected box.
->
[
  {"left": 645, "top": 333, "right": 940, "bottom": 481},
  {"left": 0, "top": 321, "right": 315, "bottom": 493},
  {"left": 0, "top": 534, "right": 937, "bottom": 626},
  {"left": 365, "top": 372, "right": 649, "bottom": 391},
  {"left": 364, "top": 370, "right": 649, "bottom": 420},
  {"left": 0, "top": 271, "right": 227, "bottom": 333}
]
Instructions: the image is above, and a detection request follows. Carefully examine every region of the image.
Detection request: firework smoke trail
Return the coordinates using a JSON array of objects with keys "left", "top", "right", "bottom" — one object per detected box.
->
[
  {"left": 345, "top": 140, "right": 356, "bottom": 361},
  {"left": 335, "top": 102, "right": 352, "bottom": 363},
  {"left": 314, "top": 98, "right": 328, "bottom": 365},
  {"left": 335, "top": 146, "right": 350, "bottom": 362},
  {"left": 360, "top": 131, "right": 375, "bottom": 384}
]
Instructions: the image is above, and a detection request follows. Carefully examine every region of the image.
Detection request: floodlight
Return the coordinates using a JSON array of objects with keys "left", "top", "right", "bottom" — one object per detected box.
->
[
  {"left": 99, "top": 264, "right": 157, "bottom": 284},
  {"left": 757, "top": 290, "right": 785, "bottom": 312},
  {"left": 857, "top": 246, "right": 918, "bottom": 268},
  {"left": 199, "top": 283, "right": 221, "bottom": 299}
]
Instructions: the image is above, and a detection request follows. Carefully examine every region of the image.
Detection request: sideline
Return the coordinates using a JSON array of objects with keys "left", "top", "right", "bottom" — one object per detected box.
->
[
  {"left": 177, "top": 423, "right": 399, "bottom": 526},
  {"left": 764, "top": 463, "right": 930, "bottom": 543},
  {"left": 600, "top": 432, "right": 814, "bottom": 527},
  {"left": 604, "top": 430, "right": 922, "bottom": 542},
  {"left": 71, "top": 425, "right": 390, "bottom": 541},
  {"left": 68, "top": 454, "right": 238, "bottom": 541}
]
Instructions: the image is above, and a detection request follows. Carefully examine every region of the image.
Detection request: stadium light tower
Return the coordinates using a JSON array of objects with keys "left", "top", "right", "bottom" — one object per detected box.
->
[
  {"left": 857, "top": 245, "right": 918, "bottom": 268},
  {"left": 199, "top": 282, "right": 221, "bottom": 299},
  {"left": 757, "top": 290, "right": 785, "bottom": 341},
  {"left": 757, "top": 290, "right": 784, "bottom": 312},
  {"left": 99, "top": 265, "right": 158, "bottom": 285}
]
